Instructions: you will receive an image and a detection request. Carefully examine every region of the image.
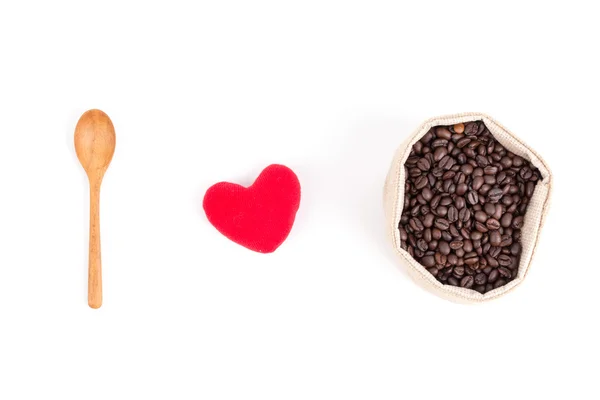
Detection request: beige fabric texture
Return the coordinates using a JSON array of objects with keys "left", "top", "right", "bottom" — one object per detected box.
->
[{"left": 384, "top": 113, "right": 552, "bottom": 303}]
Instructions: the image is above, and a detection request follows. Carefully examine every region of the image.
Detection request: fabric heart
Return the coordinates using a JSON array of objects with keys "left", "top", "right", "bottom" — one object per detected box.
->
[{"left": 203, "top": 164, "right": 301, "bottom": 253}]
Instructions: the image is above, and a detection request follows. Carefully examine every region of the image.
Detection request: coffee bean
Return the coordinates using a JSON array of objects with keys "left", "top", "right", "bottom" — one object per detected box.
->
[
  {"left": 513, "top": 216, "right": 524, "bottom": 229},
  {"left": 453, "top": 123, "right": 465, "bottom": 134},
  {"left": 474, "top": 273, "right": 487, "bottom": 285},
  {"left": 464, "top": 122, "right": 479, "bottom": 135},
  {"left": 467, "top": 191, "right": 479, "bottom": 205},
  {"left": 499, "top": 235, "right": 512, "bottom": 247},
  {"left": 500, "top": 213, "right": 513, "bottom": 228},
  {"left": 448, "top": 277, "right": 459, "bottom": 286},
  {"left": 498, "top": 254, "right": 512, "bottom": 266},
  {"left": 417, "top": 239, "right": 428, "bottom": 252},
  {"left": 439, "top": 155, "right": 456, "bottom": 170},
  {"left": 421, "top": 255, "right": 435, "bottom": 267},
  {"left": 476, "top": 155, "right": 489, "bottom": 167},
  {"left": 457, "top": 137, "right": 471, "bottom": 148},
  {"left": 414, "top": 175, "right": 428, "bottom": 190},
  {"left": 434, "top": 218, "right": 450, "bottom": 230},
  {"left": 453, "top": 266, "right": 465, "bottom": 277},
  {"left": 487, "top": 187, "right": 503, "bottom": 203},
  {"left": 447, "top": 206, "right": 458, "bottom": 223},
  {"left": 459, "top": 208, "right": 471, "bottom": 222},
  {"left": 463, "top": 240, "right": 473, "bottom": 252},
  {"left": 455, "top": 196, "right": 466, "bottom": 209},
  {"left": 438, "top": 241, "right": 451, "bottom": 255},
  {"left": 432, "top": 139, "right": 449, "bottom": 148},
  {"left": 510, "top": 243, "right": 521, "bottom": 256},
  {"left": 436, "top": 126, "right": 452, "bottom": 140},
  {"left": 474, "top": 210, "right": 488, "bottom": 223},
  {"left": 498, "top": 267, "right": 512, "bottom": 279},
  {"left": 486, "top": 218, "right": 501, "bottom": 230},
  {"left": 433, "top": 147, "right": 448, "bottom": 162},
  {"left": 435, "top": 252, "right": 447, "bottom": 265},
  {"left": 408, "top": 218, "right": 424, "bottom": 232},
  {"left": 417, "top": 158, "right": 431, "bottom": 171},
  {"left": 489, "top": 229, "right": 501, "bottom": 248},
  {"left": 450, "top": 240, "right": 463, "bottom": 250},
  {"left": 475, "top": 221, "right": 488, "bottom": 233},
  {"left": 484, "top": 166, "right": 498, "bottom": 175},
  {"left": 519, "top": 167, "right": 532, "bottom": 180},
  {"left": 427, "top": 267, "right": 439, "bottom": 277},
  {"left": 459, "top": 275, "right": 473, "bottom": 288}
]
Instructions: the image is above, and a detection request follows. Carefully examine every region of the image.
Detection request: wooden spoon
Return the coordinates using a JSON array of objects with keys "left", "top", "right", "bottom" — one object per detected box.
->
[{"left": 74, "top": 109, "right": 116, "bottom": 309}]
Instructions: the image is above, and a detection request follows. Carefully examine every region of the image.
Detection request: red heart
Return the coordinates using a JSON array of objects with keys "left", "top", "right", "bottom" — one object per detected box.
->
[{"left": 203, "top": 164, "right": 301, "bottom": 253}]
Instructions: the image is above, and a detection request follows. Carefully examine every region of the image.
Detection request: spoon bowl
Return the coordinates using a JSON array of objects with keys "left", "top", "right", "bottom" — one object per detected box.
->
[
  {"left": 74, "top": 109, "right": 116, "bottom": 309},
  {"left": 75, "top": 109, "right": 116, "bottom": 178}
]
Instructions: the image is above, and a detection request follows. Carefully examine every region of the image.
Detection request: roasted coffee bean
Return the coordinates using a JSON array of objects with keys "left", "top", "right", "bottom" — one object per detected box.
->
[
  {"left": 400, "top": 121, "right": 540, "bottom": 293},
  {"left": 434, "top": 218, "right": 450, "bottom": 230},
  {"left": 432, "top": 138, "right": 449, "bottom": 148},
  {"left": 486, "top": 254, "right": 499, "bottom": 267},
  {"left": 433, "top": 147, "right": 448, "bottom": 162},
  {"left": 510, "top": 243, "right": 521, "bottom": 256},
  {"left": 519, "top": 167, "right": 532, "bottom": 180},
  {"left": 417, "top": 239, "right": 428, "bottom": 252},
  {"left": 417, "top": 158, "right": 431, "bottom": 171},
  {"left": 436, "top": 206, "right": 448, "bottom": 217},
  {"left": 450, "top": 240, "right": 463, "bottom": 250},
  {"left": 460, "top": 275, "right": 474, "bottom": 288},
  {"left": 498, "top": 267, "right": 512, "bottom": 279},
  {"left": 459, "top": 208, "right": 471, "bottom": 222},
  {"left": 421, "top": 187, "right": 433, "bottom": 202},
  {"left": 484, "top": 166, "right": 498, "bottom": 175},
  {"left": 513, "top": 216, "right": 524, "bottom": 229},
  {"left": 500, "top": 213, "right": 513, "bottom": 228},
  {"left": 409, "top": 217, "right": 424, "bottom": 232},
  {"left": 476, "top": 155, "right": 489, "bottom": 167},
  {"left": 439, "top": 155, "right": 456, "bottom": 170},
  {"left": 457, "top": 137, "right": 471, "bottom": 148},
  {"left": 414, "top": 175, "right": 428, "bottom": 190},
  {"left": 438, "top": 241, "right": 451, "bottom": 255},
  {"left": 486, "top": 218, "right": 501, "bottom": 230},
  {"left": 447, "top": 206, "right": 459, "bottom": 223},
  {"left": 499, "top": 235, "right": 512, "bottom": 247},
  {"left": 474, "top": 210, "right": 488, "bottom": 223},
  {"left": 453, "top": 266, "right": 465, "bottom": 277},
  {"left": 423, "top": 213, "right": 435, "bottom": 228},
  {"left": 484, "top": 202, "right": 496, "bottom": 216},
  {"left": 435, "top": 252, "right": 447, "bottom": 265},
  {"left": 467, "top": 191, "right": 479, "bottom": 205},
  {"left": 474, "top": 273, "right": 487, "bottom": 285},
  {"left": 421, "top": 255, "right": 436, "bottom": 267},
  {"left": 487, "top": 187, "right": 503, "bottom": 203},
  {"left": 464, "top": 122, "right": 479, "bottom": 135},
  {"left": 498, "top": 254, "right": 512, "bottom": 266},
  {"left": 475, "top": 221, "right": 488, "bottom": 233},
  {"left": 440, "top": 196, "right": 453, "bottom": 206}
]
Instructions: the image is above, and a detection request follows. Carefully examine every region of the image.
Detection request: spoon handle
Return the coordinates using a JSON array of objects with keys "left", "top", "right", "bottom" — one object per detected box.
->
[{"left": 88, "top": 182, "right": 102, "bottom": 309}]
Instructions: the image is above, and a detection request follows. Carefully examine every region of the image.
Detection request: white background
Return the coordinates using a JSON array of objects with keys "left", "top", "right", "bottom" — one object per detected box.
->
[{"left": 0, "top": 1, "right": 598, "bottom": 399}]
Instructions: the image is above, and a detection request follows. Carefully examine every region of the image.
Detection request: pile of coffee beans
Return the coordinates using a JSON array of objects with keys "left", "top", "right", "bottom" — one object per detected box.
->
[{"left": 398, "top": 121, "right": 541, "bottom": 293}]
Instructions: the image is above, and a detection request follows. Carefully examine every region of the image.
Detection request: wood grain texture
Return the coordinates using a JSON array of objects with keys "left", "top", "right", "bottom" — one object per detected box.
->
[{"left": 74, "top": 109, "right": 115, "bottom": 309}]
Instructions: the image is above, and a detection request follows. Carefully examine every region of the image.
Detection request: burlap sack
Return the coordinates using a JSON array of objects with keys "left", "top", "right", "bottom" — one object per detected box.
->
[{"left": 384, "top": 113, "right": 552, "bottom": 303}]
